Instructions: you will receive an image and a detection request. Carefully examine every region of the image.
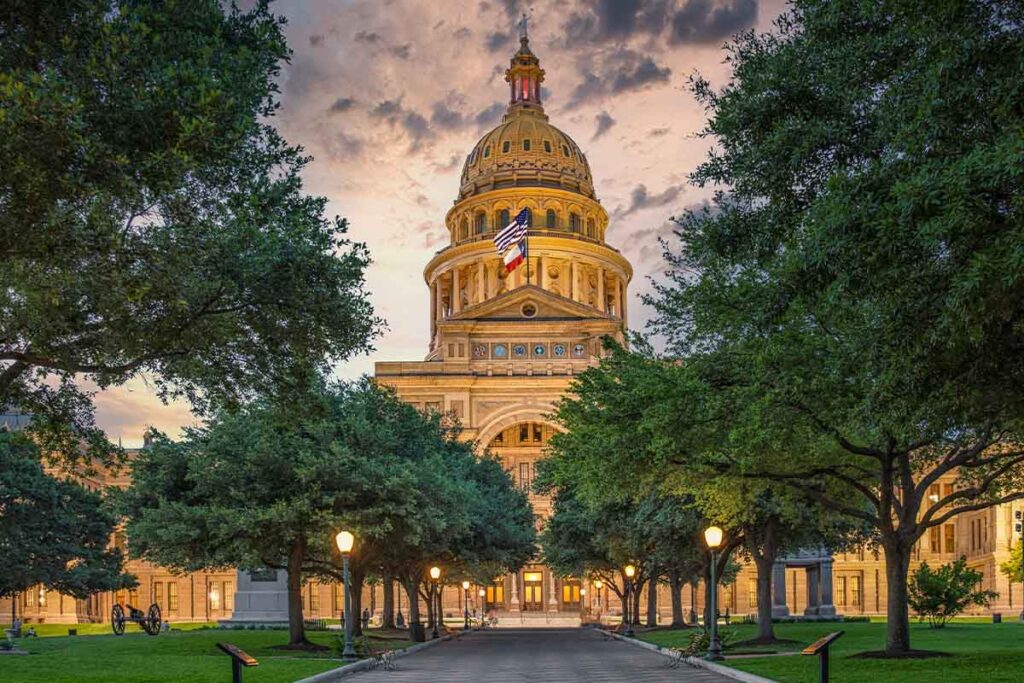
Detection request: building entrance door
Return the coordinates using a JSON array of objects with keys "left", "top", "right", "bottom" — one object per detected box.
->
[
  {"left": 562, "top": 580, "right": 581, "bottom": 609},
  {"left": 523, "top": 572, "right": 543, "bottom": 611},
  {"left": 485, "top": 583, "right": 504, "bottom": 611}
]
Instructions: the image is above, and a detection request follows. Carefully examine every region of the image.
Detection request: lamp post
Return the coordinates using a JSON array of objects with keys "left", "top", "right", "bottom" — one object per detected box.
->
[
  {"left": 462, "top": 581, "right": 471, "bottom": 630},
  {"left": 594, "top": 579, "right": 603, "bottom": 622},
  {"left": 335, "top": 531, "right": 357, "bottom": 662},
  {"left": 429, "top": 566, "right": 441, "bottom": 639},
  {"left": 478, "top": 588, "right": 486, "bottom": 626},
  {"left": 579, "top": 587, "right": 587, "bottom": 620},
  {"left": 704, "top": 525, "right": 724, "bottom": 662},
  {"left": 624, "top": 564, "right": 636, "bottom": 637}
]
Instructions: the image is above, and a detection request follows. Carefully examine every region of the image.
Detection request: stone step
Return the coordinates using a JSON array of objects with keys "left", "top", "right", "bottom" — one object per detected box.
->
[{"left": 488, "top": 611, "right": 582, "bottom": 628}]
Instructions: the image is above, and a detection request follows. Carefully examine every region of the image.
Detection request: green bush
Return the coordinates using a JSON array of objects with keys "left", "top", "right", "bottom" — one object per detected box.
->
[{"left": 909, "top": 557, "right": 998, "bottom": 628}]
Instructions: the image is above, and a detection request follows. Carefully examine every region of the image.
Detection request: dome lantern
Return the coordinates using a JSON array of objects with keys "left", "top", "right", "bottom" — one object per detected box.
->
[{"left": 505, "top": 13, "right": 545, "bottom": 116}]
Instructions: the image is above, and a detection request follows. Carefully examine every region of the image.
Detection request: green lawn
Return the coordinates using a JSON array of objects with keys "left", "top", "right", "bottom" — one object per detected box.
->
[
  {"left": 639, "top": 620, "right": 1024, "bottom": 682},
  {"left": 0, "top": 625, "right": 413, "bottom": 683}
]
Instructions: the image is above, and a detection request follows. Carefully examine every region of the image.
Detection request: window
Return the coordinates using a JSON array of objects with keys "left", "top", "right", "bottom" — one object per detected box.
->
[
  {"left": 562, "top": 144, "right": 570, "bottom": 157},
  {"left": 167, "top": 582, "right": 179, "bottom": 612},
  {"left": 945, "top": 524, "right": 956, "bottom": 554},
  {"left": 931, "top": 526, "right": 942, "bottom": 552},
  {"left": 747, "top": 578, "right": 758, "bottom": 608},
  {"left": 154, "top": 582, "right": 164, "bottom": 608},
  {"left": 836, "top": 576, "right": 847, "bottom": 606},
  {"left": 532, "top": 423, "right": 542, "bottom": 442},
  {"left": 334, "top": 584, "right": 344, "bottom": 613},
  {"left": 128, "top": 588, "right": 138, "bottom": 606},
  {"left": 224, "top": 582, "right": 235, "bottom": 612},
  {"left": 569, "top": 213, "right": 581, "bottom": 232},
  {"left": 499, "top": 209, "right": 510, "bottom": 228},
  {"left": 475, "top": 212, "right": 486, "bottom": 234},
  {"left": 486, "top": 583, "right": 504, "bottom": 605},
  {"left": 483, "top": 146, "right": 491, "bottom": 158},
  {"left": 209, "top": 584, "right": 221, "bottom": 611},
  {"left": 519, "top": 462, "right": 534, "bottom": 491},
  {"left": 850, "top": 576, "right": 862, "bottom": 607},
  {"left": 523, "top": 139, "right": 531, "bottom": 151},
  {"left": 309, "top": 583, "right": 320, "bottom": 614},
  {"left": 502, "top": 140, "right": 511, "bottom": 153},
  {"left": 544, "top": 140, "right": 552, "bottom": 153},
  {"left": 586, "top": 218, "right": 595, "bottom": 237},
  {"left": 546, "top": 209, "right": 556, "bottom": 228},
  {"left": 460, "top": 218, "right": 468, "bottom": 240}
]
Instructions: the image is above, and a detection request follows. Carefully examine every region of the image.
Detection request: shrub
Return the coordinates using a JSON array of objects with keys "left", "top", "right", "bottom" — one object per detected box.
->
[{"left": 909, "top": 557, "right": 998, "bottom": 628}]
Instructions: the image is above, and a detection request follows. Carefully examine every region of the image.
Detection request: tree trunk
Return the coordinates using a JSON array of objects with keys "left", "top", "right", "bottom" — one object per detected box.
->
[
  {"left": 752, "top": 554, "right": 776, "bottom": 643},
  {"left": 646, "top": 577, "right": 658, "bottom": 626},
  {"left": 403, "top": 579, "right": 420, "bottom": 624},
  {"left": 286, "top": 538, "right": 307, "bottom": 646},
  {"left": 350, "top": 567, "right": 366, "bottom": 637},
  {"left": 632, "top": 578, "right": 643, "bottom": 625},
  {"left": 382, "top": 575, "right": 395, "bottom": 628},
  {"left": 668, "top": 570, "right": 685, "bottom": 627},
  {"left": 883, "top": 540, "right": 913, "bottom": 655},
  {"left": 421, "top": 585, "right": 434, "bottom": 629}
]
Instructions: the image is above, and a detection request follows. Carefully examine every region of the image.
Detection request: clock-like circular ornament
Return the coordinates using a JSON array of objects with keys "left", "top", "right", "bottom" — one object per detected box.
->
[
  {"left": 553, "top": 344, "right": 566, "bottom": 357},
  {"left": 533, "top": 344, "right": 546, "bottom": 356},
  {"left": 512, "top": 344, "right": 527, "bottom": 357}
]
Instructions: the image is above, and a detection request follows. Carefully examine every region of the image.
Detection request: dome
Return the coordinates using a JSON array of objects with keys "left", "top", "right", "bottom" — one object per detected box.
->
[
  {"left": 456, "top": 34, "right": 596, "bottom": 202},
  {"left": 459, "top": 110, "right": 595, "bottom": 201}
]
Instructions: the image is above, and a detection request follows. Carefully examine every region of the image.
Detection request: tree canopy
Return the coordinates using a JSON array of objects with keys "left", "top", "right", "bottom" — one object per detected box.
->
[
  {"left": 0, "top": 431, "right": 132, "bottom": 599},
  {"left": 0, "top": 0, "right": 380, "bottom": 463}
]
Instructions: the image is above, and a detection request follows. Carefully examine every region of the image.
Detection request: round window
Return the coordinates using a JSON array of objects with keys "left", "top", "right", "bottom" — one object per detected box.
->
[{"left": 521, "top": 303, "right": 537, "bottom": 318}]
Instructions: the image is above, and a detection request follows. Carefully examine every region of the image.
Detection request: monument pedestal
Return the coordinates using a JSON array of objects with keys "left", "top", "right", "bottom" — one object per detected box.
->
[{"left": 220, "top": 569, "right": 289, "bottom": 626}]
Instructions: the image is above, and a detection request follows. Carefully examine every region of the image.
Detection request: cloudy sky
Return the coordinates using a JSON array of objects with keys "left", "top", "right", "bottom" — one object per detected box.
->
[{"left": 94, "top": 0, "right": 787, "bottom": 445}]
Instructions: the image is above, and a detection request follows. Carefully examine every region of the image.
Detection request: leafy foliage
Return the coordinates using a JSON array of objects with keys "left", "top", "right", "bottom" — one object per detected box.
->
[
  {"left": 0, "top": 431, "right": 133, "bottom": 598},
  {"left": 0, "top": 0, "right": 380, "bottom": 464},
  {"left": 998, "top": 541, "right": 1024, "bottom": 584},
  {"left": 909, "top": 558, "right": 997, "bottom": 628}
]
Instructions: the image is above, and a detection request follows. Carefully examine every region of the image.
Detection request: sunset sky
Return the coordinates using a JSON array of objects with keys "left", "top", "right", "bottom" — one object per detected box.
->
[{"left": 95, "top": 0, "right": 786, "bottom": 445}]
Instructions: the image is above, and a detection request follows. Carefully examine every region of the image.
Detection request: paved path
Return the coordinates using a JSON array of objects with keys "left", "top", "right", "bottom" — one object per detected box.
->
[{"left": 354, "top": 628, "right": 736, "bottom": 682}]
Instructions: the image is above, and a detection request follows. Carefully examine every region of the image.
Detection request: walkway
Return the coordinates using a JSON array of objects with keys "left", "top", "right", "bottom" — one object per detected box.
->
[{"left": 353, "top": 628, "right": 736, "bottom": 682}]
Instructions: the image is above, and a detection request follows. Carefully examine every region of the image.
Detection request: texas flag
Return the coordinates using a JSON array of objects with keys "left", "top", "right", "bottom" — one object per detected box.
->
[{"left": 502, "top": 238, "right": 527, "bottom": 273}]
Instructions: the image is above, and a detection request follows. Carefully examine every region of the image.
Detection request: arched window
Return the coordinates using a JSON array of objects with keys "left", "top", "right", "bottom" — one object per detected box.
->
[
  {"left": 460, "top": 218, "right": 469, "bottom": 240},
  {"left": 483, "top": 146, "right": 491, "bottom": 158},
  {"left": 475, "top": 211, "right": 486, "bottom": 234},
  {"left": 546, "top": 209, "right": 556, "bottom": 229},
  {"left": 562, "top": 144, "right": 570, "bottom": 157},
  {"left": 502, "top": 140, "right": 511, "bottom": 153},
  {"left": 586, "top": 218, "right": 595, "bottom": 238},
  {"left": 498, "top": 209, "right": 510, "bottom": 229},
  {"left": 523, "top": 139, "right": 531, "bottom": 151},
  {"left": 523, "top": 208, "right": 533, "bottom": 226},
  {"left": 544, "top": 140, "right": 552, "bottom": 153},
  {"left": 570, "top": 213, "right": 581, "bottom": 232}
]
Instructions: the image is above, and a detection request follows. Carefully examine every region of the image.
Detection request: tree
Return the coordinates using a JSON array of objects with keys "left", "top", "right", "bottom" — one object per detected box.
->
[
  {"left": 121, "top": 378, "right": 429, "bottom": 647},
  {"left": 909, "top": 558, "right": 997, "bottom": 628},
  {"left": 652, "top": 0, "right": 1024, "bottom": 656},
  {"left": 0, "top": 431, "right": 132, "bottom": 600},
  {"left": 999, "top": 541, "right": 1024, "bottom": 584},
  {"left": 0, "top": 0, "right": 379, "bottom": 464}
]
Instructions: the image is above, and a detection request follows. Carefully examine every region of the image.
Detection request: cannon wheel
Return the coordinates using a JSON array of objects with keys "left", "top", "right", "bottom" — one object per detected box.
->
[
  {"left": 111, "top": 604, "right": 126, "bottom": 636},
  {"left": 143, "top": 603, "right": 162, "bottom": 636}
]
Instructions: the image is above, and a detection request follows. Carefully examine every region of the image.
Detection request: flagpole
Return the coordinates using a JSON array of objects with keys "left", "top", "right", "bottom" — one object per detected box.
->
[{"left": 526, "top": 230, "right": 531, "bottom": 286}]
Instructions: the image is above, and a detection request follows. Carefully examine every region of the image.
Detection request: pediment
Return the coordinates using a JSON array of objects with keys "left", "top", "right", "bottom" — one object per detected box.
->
[{"left": 451, "top": 285, "right": 606, "bottom": 321}]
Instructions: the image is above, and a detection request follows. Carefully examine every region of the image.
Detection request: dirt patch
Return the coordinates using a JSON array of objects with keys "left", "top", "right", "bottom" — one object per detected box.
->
[
  {"left": 731, "top": 637, "right": 802, "bottom": 648},
  {"left": 269, "top": 641, "right": 331, "bottom": 653}
]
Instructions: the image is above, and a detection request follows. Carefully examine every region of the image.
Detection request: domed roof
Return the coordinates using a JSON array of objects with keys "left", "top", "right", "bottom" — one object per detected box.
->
[
  {"left": 459, "top": 110, "right": 595, "bottom": 201},
  {"left": 456, "top": 34, "right": 596, "bottom": 201}
]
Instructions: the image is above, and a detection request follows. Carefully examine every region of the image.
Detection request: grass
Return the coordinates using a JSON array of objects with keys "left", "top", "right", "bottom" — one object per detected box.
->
[
  {"left": 638, "top": 620, "right": 1024, "bottom": 682},
  {"left": 0, "top": 624, "right": 414, "bottom": 683}
]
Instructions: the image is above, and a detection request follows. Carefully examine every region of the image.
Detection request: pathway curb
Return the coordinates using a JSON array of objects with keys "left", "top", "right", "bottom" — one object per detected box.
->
[
  {"left": 598, "top": 629, "right": 778, "bottom": 683},
  {"left": 293, "top": 634, "right": 452, "bottom": 683}
]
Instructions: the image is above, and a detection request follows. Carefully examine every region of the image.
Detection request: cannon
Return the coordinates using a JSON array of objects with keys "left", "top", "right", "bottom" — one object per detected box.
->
[{"left": 111, "top": 603, "right": 162, "bottom": 636}]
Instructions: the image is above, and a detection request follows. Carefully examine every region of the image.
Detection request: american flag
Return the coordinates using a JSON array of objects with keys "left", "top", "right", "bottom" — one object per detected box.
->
[{"left": 493, "top": 208, "right": 530, "bottom": 254}]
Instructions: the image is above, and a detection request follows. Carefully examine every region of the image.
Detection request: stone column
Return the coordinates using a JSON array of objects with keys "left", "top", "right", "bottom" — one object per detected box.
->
[
  {"left": 597, "top": 266, "right": 605, "bottom": 312},
  {"left": 620, "top": 279, "right": 628, "bottom": 324},
  {"left": 571, "top": 260, "right": 580, "bottom": 301},
  {"left": 435, "top": 278, "right": 444, "bottom": 321},
  {"left": 452, "top": 267, "right": 462, "bottom": 314},
  {"left": 509, "top": 571, "right": 520, "bottom": 612},
  {"left": 804, "top": 566, "right": 820, "bottom": 617},
  {"left": 613, "top": 276, "right": 623, "bottom": 318},
  {"left": 818, "top": 557, "right": 837, "bottom": 617},
  {"left": 539, "top": 255, "right": 548, "bottom": 291},
  {"left": 429, "top": 281, "right": 437, "bottom": 347},
  {"left": 476, "top": 262, "right": 485, "bottom": 304},
  {"left": 771, "top": 561, "right": 790, "bottom": 617},
  {"left": 548, "top": 572, "right": 559, "bottom": 612}
]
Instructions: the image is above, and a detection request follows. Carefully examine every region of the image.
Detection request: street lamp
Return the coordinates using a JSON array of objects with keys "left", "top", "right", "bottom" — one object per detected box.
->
[
  {"left": 624, "top": 564, "right": 636, "bottom": 637},
  {"left": 429, "top": 566, "right": 441, "bottom": 639},
  {"left": 335, "top": 531, "right": 357, "bottom": 662},
  {"left": 580, "top": 587, "right": 587, "bottom": 620},
  {"left": 594, "top": 579, "right": 603, "bottom": 622},
  {"left": 478, "top": 588, "right": 486, "bottom": 626},
  {"left": 462, "top": 581, "right": 471, "bottom": 630},
  {"left": 704, "top": 525, "right": 724, "bottom": 662}
]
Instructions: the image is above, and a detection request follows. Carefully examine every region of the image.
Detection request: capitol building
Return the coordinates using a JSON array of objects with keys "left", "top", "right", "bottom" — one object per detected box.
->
[{"left": 4, "top": 33, "right": 1022, "bottom": 629}]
